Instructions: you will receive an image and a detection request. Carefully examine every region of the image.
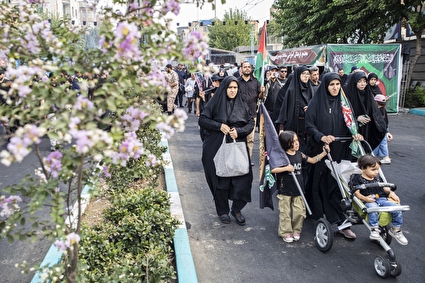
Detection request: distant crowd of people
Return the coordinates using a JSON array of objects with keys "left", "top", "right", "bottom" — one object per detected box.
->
[{"left": 0, "top": 68, "right": 110, "bottom": 150}]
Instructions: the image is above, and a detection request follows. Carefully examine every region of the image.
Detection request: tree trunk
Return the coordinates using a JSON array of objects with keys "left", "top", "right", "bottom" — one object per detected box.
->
[{"left": 405, "top": 31, "right": 422, "bottom": 92}]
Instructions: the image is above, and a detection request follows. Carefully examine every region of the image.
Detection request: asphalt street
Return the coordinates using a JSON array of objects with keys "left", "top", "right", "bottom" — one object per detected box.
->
[
  {"left": 168, "top": 111, "right": 425, "bottom": 283},
  {"left": 0, "top": 127, "right": 53, "bottom": 283}
]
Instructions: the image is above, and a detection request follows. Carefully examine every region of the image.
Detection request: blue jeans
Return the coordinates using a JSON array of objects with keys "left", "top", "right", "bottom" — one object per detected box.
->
[
  {"left": 365, "top": 196, "right": 403, "bottom": 228},
  {"left": 373, "top": 134, "right": 389, "bottom": 157}
]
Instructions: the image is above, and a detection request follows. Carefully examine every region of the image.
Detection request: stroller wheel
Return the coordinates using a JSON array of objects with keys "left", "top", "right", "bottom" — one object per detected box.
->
[
  {"left": 380, "top": 225, "right": 392, "bottom": 245},
  {"left": 374, "top": 256, "right": 390, "bottom": 278},
  {"left": 314, "top": 218, "right": 334, "bottom": 252},
  {"left": 390, "top": 259, "right": 402, "bottom": 277}
]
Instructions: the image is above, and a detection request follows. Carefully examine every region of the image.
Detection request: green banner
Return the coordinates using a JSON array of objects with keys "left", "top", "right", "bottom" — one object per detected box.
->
[{"left": 327, "top": 44, "right": 401, "bottom": 113}]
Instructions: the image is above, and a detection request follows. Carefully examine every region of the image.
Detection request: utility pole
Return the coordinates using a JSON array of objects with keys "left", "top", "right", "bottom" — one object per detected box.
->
[{"left": 250, "top": 27, "right": 254, "bottom": 56}]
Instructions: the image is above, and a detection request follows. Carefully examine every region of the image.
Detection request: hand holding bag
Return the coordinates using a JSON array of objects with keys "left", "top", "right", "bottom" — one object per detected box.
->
[{"left": 213, "top": 136, "right": 249, "bottom": 177}]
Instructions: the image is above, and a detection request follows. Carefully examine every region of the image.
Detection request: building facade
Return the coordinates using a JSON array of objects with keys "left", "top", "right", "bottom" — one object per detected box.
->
[{"left": 8, "top": 0, "right": 99, "bottom": 27}]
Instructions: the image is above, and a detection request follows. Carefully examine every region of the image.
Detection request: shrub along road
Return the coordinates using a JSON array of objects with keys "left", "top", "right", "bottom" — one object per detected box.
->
[{"left": 168, "top": 112, "right": 425, "bottom": 283}]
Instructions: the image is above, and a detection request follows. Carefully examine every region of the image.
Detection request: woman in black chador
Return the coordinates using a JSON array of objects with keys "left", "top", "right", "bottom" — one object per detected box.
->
[
  {"left": 343, "top": 71, "right": 386, "bottom": 150},
  {"left": 272, "top": 72, "right": 294, "bottom": 132},
  {"left": 305, "top": 72, "right": 362, "bottom": 239},
  {"left": 275, "top": 66, "right": 314, "bottom": 152},
  {"left": 198, "top": 76, "right": 255, "bottom": 225}
]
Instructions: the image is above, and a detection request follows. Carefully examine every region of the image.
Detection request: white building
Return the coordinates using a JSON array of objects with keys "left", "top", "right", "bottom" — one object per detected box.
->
[{"left": 8, "top": 0, "right": 100, "bottom": 27}]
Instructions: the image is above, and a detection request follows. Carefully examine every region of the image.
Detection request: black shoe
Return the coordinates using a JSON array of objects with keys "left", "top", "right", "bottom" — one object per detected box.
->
[
  {"left": 219, "top": 214, "right": 230, "bottom": 224},
  {"left": 231, "top": 211, "right": 246, "bottom": 225}
]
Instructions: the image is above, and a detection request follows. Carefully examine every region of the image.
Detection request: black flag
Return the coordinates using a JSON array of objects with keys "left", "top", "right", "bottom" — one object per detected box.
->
[{"left": 258, "top": 103, "right": 290, "bottom": 209}]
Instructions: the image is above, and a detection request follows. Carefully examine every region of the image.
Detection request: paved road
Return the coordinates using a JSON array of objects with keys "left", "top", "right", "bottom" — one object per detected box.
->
[
  {"left": 0, "top": 126, "right": 52, "bottom": 283},
  {"left": 168, "top": 112, "right": 425, "bottom": 283}
]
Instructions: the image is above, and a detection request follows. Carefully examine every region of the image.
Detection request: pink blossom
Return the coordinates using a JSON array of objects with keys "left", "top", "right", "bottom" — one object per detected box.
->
[
  {"left": 156, "top": 122, "right": 175, "bottom": 139},
  {"left": 162, "top": 0, "right": 180, "bottom": 16},
  {"left": 35, "top": 168, "right": 47, "bottom": 183},
  {"left": 98, "top": 35, "right": 109, "bottom": 53},
  {"left": 129, "top": 2, "right": 139, "bottom": 11},
  {"left": 73, "top": 130, "right": 91, "bottom": 154},
  {"left": 120, "top": 106, "right": 148, "bottom": 131},
  {"left": 145, "top": 154, "right": 159, "bottom": 166},
  {"left": 7, "top": 136, "right": 31, "bottom": 162},
  {"left": 17, "top": 85, "right": 31, "bottom": 97},
  {"left": 141, "top": 69, "right": 168, "bottom": 88},
  {"left": 6, "top": 65, "right": 43, "bottom": 84},
  {"left": 74, "top": 95, "right": 94, "bottom": 110},
  {"left": 54, "top": 232, "right": 81, "bottom": 252},
  {"left": 45, "top": 151, "right": 63, "bottom": 178},
  {"left": 24, "top": 124, "right": 45, "bottom": 144},
  {"left": 113, "top": 22, "right": 142, "bottom": 61},
  {"left": 23, "top": 32, "right": 40, "bottom": 54},
  {"left": 0, "top": 125, "right": 46, "bottom": 164},
  {"left": 65, "top": 232, "right": 80, "bottom": 246},
  {"left": 54, "top": 239, "right": 67, "bottom": 252},
  {"left": 112, "top": 132, "right": 144, "bottom": 165},
  {"left": 0, "top": 195, "right": 22, "bottom": 218},
  {"left": 103, "top": 166, "right": 111, "bottom": 178},
  {"left": 183, "top": 31, "right": 209, "bottom": 62}
]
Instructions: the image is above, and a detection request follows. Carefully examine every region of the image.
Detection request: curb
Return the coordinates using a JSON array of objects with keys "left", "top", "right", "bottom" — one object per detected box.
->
[
  {"left": 161, "top": 136, "right": 198, "bottom": 283},
  {"left": 31, "top": 136, "right": 197, "bottom": 282},
  {"left": 409, "top": 108, "right": 425, "bottom": 116}
]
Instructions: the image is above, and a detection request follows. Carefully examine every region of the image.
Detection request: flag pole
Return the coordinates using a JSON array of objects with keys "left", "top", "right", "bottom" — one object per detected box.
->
[{"left": 290, "top": 172, "right": 312, "bottom": 215}]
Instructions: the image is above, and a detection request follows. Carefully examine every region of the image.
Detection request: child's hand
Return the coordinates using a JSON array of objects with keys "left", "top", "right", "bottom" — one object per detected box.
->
[
  {"left": 286, "top": 165, "right": 295, "bottom": 172},
  {"left": 363, "top": 195, "right": 376, "bottom": 203},
  {"left": 388, "top": 191, "right": 400, "bottom": 203}
]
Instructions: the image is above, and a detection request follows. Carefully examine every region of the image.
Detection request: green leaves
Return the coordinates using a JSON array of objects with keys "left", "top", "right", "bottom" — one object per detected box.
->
[
  {"left": 271, "top": 0, "right": 408, "bottom": 46},
  {"left": 208, "top": 8, "right": 253, "bottom": 50},
  {"left": 78, "top": 187, "right": 179, "bottom": 282}
]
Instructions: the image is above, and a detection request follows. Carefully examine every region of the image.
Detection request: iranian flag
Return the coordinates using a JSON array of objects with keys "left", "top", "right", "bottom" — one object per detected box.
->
[{"left": 254, "top": 22, "right": 268, "bottom": 86}]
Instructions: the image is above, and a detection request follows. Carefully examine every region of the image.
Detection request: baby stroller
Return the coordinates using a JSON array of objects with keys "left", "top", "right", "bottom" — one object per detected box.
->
[{"left": 313, "top": 137, "right": 410, "bottom": 278}]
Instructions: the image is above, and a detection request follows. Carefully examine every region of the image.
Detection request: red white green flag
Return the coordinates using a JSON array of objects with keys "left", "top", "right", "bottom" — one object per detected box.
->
[
  {"left": 254, "top": 22, "right": 268, "bottom": 86},
  {"left": 341, "top": 89, "right": 360, "bottom": 157}
]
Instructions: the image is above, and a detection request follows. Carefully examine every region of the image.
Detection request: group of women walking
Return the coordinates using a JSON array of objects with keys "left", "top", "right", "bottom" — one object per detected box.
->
[{"left": 197, "top": 65, "right": 388, "bottom": 237}]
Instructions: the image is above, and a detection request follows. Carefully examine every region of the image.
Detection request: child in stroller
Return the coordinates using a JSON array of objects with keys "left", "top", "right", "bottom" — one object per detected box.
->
[
  {"left": 348, "top": 154, "right": 408, "bottom": 245},
  {"left": 315, "top": 140, "right": 410, "bottom": 278}
]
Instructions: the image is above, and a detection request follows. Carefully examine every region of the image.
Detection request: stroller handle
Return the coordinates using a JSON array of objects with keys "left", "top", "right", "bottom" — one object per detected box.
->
[
  {"left": 354, "top": 182, "right": 397, "bottom": 191},
  {"left": 333, "top": 136, "right": 353, "bottom": 142}
]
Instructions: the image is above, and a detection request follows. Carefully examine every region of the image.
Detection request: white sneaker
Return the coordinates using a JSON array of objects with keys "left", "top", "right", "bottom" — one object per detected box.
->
[
  {"left": 369, "top": 229, "right": 380, "bottom": 240},
  {"left": 283, "top": 235, "right": 294, "bottom": 243},
  {"left": 388, "top": 229, "right": 408, "bottom": 245},
  {"left": 381, "top": 157, "right": 391, "bottom": 164}
]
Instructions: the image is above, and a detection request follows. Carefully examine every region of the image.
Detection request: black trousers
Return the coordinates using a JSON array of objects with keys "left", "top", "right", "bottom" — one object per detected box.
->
[
  {"left": 175, "top": 88, "right": 184, "bottom": 107},
  {"left": 214, "top": 189, "right": 247, "bottom": 216}
]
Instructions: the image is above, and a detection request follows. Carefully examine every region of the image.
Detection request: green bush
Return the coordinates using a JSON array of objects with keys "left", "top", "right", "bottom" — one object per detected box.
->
[
  {"left": 78, "top": 188, "right": 180, "bottom": 282},
  {"left": 106, "top": 111, "right": 166, "bottom": 193},
  {"left": 405, "top": 87, "right": 425, "bottom": 108}
]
